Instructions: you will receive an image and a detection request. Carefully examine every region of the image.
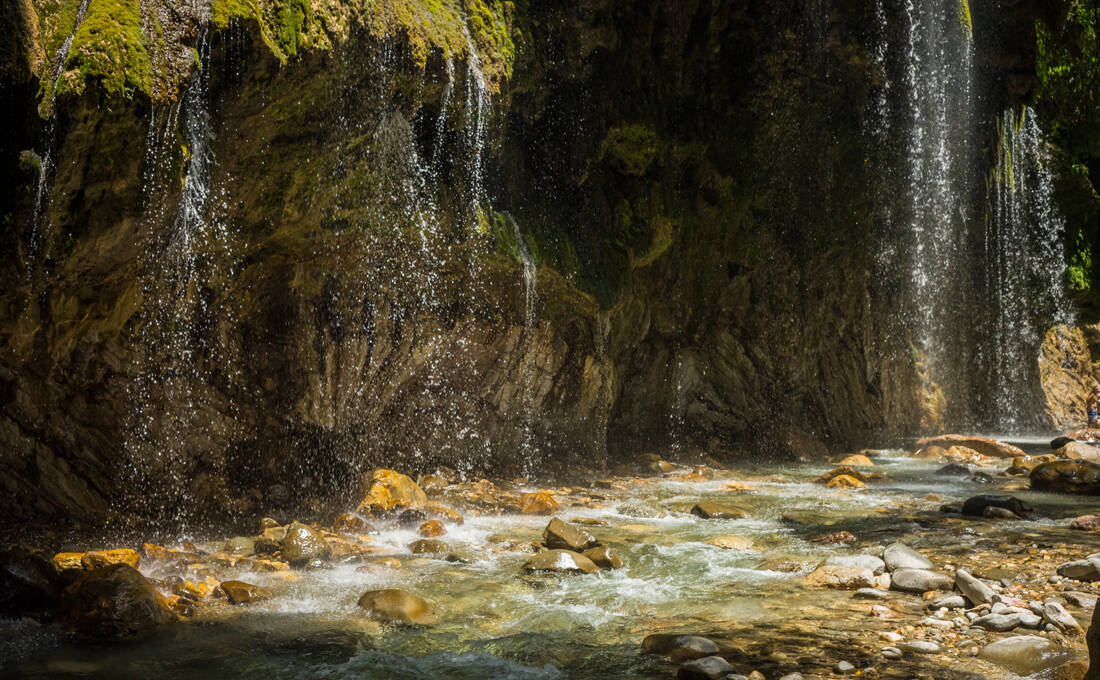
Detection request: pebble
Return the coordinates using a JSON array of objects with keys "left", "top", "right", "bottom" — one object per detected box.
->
[
  {"left": 930, "top": 594, "right": 965, "bottom": 609},
  {"left": 676, "top": 655, "right": 734, "bottom": 680},
  {"left": 880, "top": 646, "right": 903, "bottom": 659},
  {"left": 919, "top": 616, "right": 953, "bottom": 628},
  {"left": 903, "top": 641, "right": 939, "bottom": 654},
  {"left": 835, "top": 660, "right": 855, "bottom": 674},
  {"left": 883, "top": 542, "right": 934, "bottom": 571},
  {"left": 778, "top": 674, "right": 803, "bottom": 680},
  {"left": 854, "top": 587, "right": 890, "bottom": 600}
]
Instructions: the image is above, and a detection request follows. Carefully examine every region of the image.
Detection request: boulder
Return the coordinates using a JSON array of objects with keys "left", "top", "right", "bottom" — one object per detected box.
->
[
  {"left": 1053, "top": 436, "right": 1077, "bottom": 449},
  {"left": 1057, "top": 556, "right": 1100, "bottom": 581},
  {"left": 0, "top": 546, "right": 61, "bottom": 619},
  {"left": 824, "top": 554, "right": 886, "bottom": 575},
  {"left": 1072, "top": 515, "right": 1100, "bottom": 531},
  {"left": 281, "top": 521, "right": 330, "bottom": 567},
  {"left": 954, "top": 568, "right": 994, "bottom": 604},
  {"left": 520, "top": 491, "right": 560, "bottom": 515},
  {"left": 883, "top": 542, "right": 933, "bottom": 571},
  {"left": 1032, "top": 460, "right": 1100, "bottom": 495},
  {"left": 979, "top": 635, "right": 1071, "bottom": 676},
  {"left": 1039, "top": 325, "right": 1095, "bottom": 431},
  {"left": 1043, "top": 600, "right": 1084, "bottom": 634},
  {"left": 960, "top": 495, "right": 1033, "bottom": 518},
  {"left": 914, "top": 434, "right": 1026, "bottom": 458},
  {"left": 55, "top": 564, "right": 173, "bottom": 639},
  {"left": 677, "top": 656, "right": 735, "bottom": 680},
  {"left": 690, "top": 503, "right": 747, "bottom": 520},
  {"left": 1058, "top": 442, "right": 1100, "bottom": 462},
  {"left": 641, "top": 633, "right": 720, "bottom": 661},
  {"left": 972, "top": 612, "right": 1041, "bottom": 631},
  {"left": 890, "top": 568, "right": 953, "bottom": 593},
  {"left": 220, "top": 580, "right": 271, "bottom": 605},
  {"left": 805, "top": 565, "right": 876, "bottom": 589},
  {"left": 522, "top": 550, "right": 599, "bottom": 574},
  {"left": 357, "top": 589, "right": 434, "bottom": 624},
  {"left": 357, "top": 469, "right": 427, "bottom": 515},
  {"left": 543, "top": 518, "right": 600, "bottom": 551},
  {"left": 582, "top": 546, "right": 623, "bottom": 570}
]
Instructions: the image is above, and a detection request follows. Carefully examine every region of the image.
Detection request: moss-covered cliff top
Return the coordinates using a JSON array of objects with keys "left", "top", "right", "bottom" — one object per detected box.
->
[{"left": 30, "top": 0, "right": 517, "bottom": 107}]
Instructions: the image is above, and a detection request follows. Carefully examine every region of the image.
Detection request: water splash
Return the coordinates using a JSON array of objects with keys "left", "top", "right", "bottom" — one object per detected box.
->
[{"left": 984, "top": 107, "right": 1072, "bottom": 429}]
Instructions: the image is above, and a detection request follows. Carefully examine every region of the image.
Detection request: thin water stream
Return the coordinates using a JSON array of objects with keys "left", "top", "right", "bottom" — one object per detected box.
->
[{"left": 3, "top": 451, "right": 1096, "bottom": 679}]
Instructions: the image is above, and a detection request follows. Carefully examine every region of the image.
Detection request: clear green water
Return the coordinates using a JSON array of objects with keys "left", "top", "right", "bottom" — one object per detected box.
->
[{"left": 2, "top": 451, "right": 1097, "bottom": 679}]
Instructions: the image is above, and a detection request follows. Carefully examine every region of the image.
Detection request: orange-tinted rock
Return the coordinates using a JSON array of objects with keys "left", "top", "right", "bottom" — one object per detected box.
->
[
  {"left": 707, "top": 536, "right": 754, "bottom": 550},
  {"left": 423, "top": 502, "right": 465, "bottom": 524},
  {"left": 418, "top": 520, "right": 446, "bottom": 537},
  {"left": 357, "top": 469, "right": 427, "bottom": 515},
  {"left": 81, "top": 549, "right": 140, "bottom": 570},
  {"left": 357, "top": 589, "right": 434, "bottom": 624},
  {"left": 838, "top": 454, "right": 874, "bottom": 466},
  {"left": 827, "top": 474, "right": 867, "bottom": 489},
  {"left": 812, "top": 466, "right": 869, "bottom": 484},
  {"left": 52, "top": 552, "right": 85, "bottom": 571},
  {"left": 520, "top": 491, "right": 560, "bottom": 515},
  {"left": 723, "top": 481, "right": 758, "bottom": 492}
]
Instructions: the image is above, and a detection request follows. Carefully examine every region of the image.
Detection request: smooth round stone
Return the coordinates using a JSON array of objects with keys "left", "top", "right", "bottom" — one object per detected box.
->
[
  {"left": 825, "top": 554, "right": 886, "bottom": 575},
  {"left": 676, "top": 655, "right": 734, "bottom": 680},
  {"left": 930, "top": 594, "right": 966, "bottom": 609},
  {"left": 978, "top": 636, "right": 1072, "bottom": 675},
  {"left": 835, "top": 660, "right": 855, "bottom": 674},
  {"left": 854, "top": 587, "right": 891, "bottom": 600},
  {"left": 890, "top": 568, "right": 953, "bottom": 593},
  {"left": 778, "top": 674, "right": 804, "bottom": 680},
  {"left": 881, "top": 646, "right": 903, "bottom": 659},
  {"left": 883, "top": 542, "right": 933, "bottom": 571},
  {"left": 904, "top": 641, "right": 939, "bottom": 654}
]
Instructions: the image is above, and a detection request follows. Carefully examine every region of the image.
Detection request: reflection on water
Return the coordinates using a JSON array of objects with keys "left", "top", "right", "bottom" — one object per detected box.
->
[{"left": 2, "top": 453, "right": 1097, "bottom": 679}]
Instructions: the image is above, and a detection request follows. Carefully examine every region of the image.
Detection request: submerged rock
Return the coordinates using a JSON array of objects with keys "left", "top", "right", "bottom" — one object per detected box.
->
[
  {"left": 690, "top": 502, "right": 747, "bottom": 520},
  {"left": 408, "top": 539, "right": 448, "bottom": 555},
  {"left": 1031, "top": 460, "right": 1100, "bottom": 495},
  {"left": 826, "top": 474, "right": 866, "bottom": 489},
  {"left": 707, "top": 536, "right": 754, "bottom": 550},
  {"left": 960, "top": 495, "right": 1033, "bottom": 518},
  {"left": 357, "top": 589, "right": 434, "bottom": 624},
  {"left": 281, "top": 521, "right": 330, "bottom": 567},
  {"left": 221, "top": 537, "right": 255, "bottom": 556},
  {"left": 805, "top": 565, "right": 876, "bottom": 589},
  {"left": 418, "top": 520, "right": 446, "bottom": 537},
  {"left": 677, "top": 655, "right": 735, "bottom": 680},
  {"left": 543, "top": 518, "right": 600, "bottom": 551},
  {"left": 824, "top": 554, "right": 885, "bottom": 575},
  {"left": 56, "top": 564, "right": 173, "bottom": 639},
  {"left": 641, "top": 633, "right": 720, "bottom": 661},
  {"left": 522, "top": 549, "right": 598, "bottom": 574},
  {"left": 220, "top": 580, "right": 271, "bottom": 605},
  {"left": 978, "top": 636, "right": 1071, "bottom": 675}
]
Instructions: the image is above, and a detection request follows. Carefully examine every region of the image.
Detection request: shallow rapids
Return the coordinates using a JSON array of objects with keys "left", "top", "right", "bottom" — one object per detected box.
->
[{"left": 3, "top": 449, "right": 1098, "bottom": 679}]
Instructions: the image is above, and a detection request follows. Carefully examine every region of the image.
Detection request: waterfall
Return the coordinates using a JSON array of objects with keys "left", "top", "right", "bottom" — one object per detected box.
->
[
  {"left": 984, "top": 107, "right": 1072, "bottom": 429},
  {"left": 509, "top": 216, "right": 539, "bottom": 474},
  {"left": 462, "top": 25, "right": 490, "bottom": 234},
  {"left": 900, "top": 0, "right": 977, "bottom": 377},
  {"left": 32, "top": 0, "right": 94, "bottom": 235}
]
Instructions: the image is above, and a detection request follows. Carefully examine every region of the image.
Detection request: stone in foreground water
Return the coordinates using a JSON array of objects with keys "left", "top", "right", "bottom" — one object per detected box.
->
[{"left": 978, "top": 636, "right": 1071, "bottom": 675}]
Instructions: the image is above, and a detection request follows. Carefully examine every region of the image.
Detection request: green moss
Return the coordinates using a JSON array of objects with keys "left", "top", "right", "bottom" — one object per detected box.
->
[
  {"left": 600, "top": 124, "right": 659, "bottom": 176},
  {"left": 57, "top": 0, "right": 153, "bottom": 99},
  {"left": 957, "top": 0, "right": 972, "bottom": 41}
]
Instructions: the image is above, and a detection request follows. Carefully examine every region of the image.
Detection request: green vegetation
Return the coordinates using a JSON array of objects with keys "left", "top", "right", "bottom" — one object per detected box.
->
[
  {"left": 56, "top": 0, "right": 153, "bottom": 99},
  {"left": 599, "top": 124, "right": 659, "bottom": 176}
]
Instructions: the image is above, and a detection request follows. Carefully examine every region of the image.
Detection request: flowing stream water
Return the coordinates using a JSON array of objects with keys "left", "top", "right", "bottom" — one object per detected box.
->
[{"left": 2, "top": 452, "right": 1095, "bottom": 679}]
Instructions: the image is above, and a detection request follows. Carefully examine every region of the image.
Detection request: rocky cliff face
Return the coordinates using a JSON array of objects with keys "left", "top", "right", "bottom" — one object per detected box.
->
[{"left": 0, "top": 0, "right": 1080, "bottom": 527}]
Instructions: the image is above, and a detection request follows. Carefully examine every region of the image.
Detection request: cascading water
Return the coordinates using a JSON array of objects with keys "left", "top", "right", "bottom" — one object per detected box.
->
[
  {"left": 127, "top": 31, "right": 229, "bottom": 515},
  {"left": 32, "top": 0, "right": 93, "bottom": 234},
  {"left": 461, "top": 25, "right": 491, "bottom": 234},
  {"left": 984, "top": 106, "right": 1073, "bottom": 429},
  {"left": 899, "top": 0, "right": 977, "bottom": 382},
  {"left": 509, "top": 215, "right": 539, "bottom": 474}
]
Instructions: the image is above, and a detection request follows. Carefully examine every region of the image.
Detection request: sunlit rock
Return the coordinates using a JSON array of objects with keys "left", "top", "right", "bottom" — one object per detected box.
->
[
  {"left": 520, "top": 491, "right": 560, "bottom": 515},
  {"left": 220, "top": 580, "right": 271, "bottom": 605},
  {"left": 542, "top": 518, "right": 599, "bottom": 551},
  {"left": 357, "top": 589, "right": 434, "bottom": 624},
  {"left": 281, "top": 521, "right": 330, "bottom": 567},
  {"left": 1031, "top": 460, "right": 1100, "bottom": 495},
  {"left": 522, "top": 549, "right": 598, "bottom": 574},
  {"left": 357, "top": 469, "right": 427, "bottom": 516}
]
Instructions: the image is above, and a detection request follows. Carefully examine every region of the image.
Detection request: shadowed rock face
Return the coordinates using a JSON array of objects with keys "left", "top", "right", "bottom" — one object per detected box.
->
[{"left": 0, "top": 0, "right": 1076, "bottom": 526}]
